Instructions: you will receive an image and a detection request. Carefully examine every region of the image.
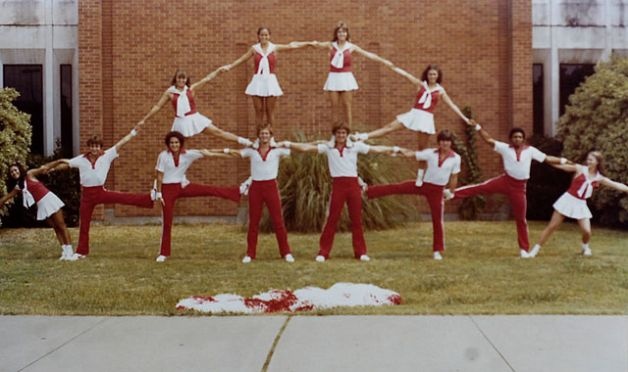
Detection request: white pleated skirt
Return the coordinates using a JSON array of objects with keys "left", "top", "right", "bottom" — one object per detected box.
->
[
  {"left": 171, "top": 112, "right": 212, "bottom": 137},
  {"left": 36, "top": 192, "right": 65, "bottom": 220},
  {"left": 397, "top": 109, "right": 435, "bottom": 135},
  {"left": 553, "top": 192, "right": 592, "bottom": 219},
  {"left": 245, "top": 74, "right": 284, "bottom": 97},
  {"left": 323, "top": 72, "right": 359, "bottom": 91}
]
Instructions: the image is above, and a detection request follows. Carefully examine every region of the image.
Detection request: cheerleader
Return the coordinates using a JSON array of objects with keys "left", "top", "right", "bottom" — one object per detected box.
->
[
  {"left": 353, "top": 64, "right": 470, "bottom": 186},
  {"left": 310, "top": 22, "right": 395, "bottom": 128},
  {"left": 278, "top": 123, "right": 392, "bottom": 261},
  {"left": 0, "top": 163, "right": 77, "bottom": 261},
  {"left": 223, "top": 27, "right": 312, "bottom": 126},
  {"left": 137, "top": 68, "right": 252, "bottom": 146},
  {"left": 47, "top": 128, "right": 154, "bottom": 259},
  {"left": 366, "top": 130, "right": 461, "bottom": 260},
  {"left": 529, "top": 151, "right": 628, "bottom": 258},
  {"left": 154, "top": 131, "right": 241, "bottom": 262},
  {"left": 453, "top": 119, "right": 568, "bottom": 258},
  {"left": 218, "top": 125, "right": 294, "bottom": 263}
]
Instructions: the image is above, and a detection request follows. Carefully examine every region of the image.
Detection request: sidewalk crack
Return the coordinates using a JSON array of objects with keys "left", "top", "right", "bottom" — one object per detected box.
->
[
  {"left": 469, "top": 316, "right": 517, "bottom": 372},
  {"left": 261, "top": 316, "right": 291, "bottom": 372}
]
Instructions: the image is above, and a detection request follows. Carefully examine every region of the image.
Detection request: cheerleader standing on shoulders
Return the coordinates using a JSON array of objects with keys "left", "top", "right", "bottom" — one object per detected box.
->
[
  {"left": 154, "top": 131, "right": 241, "bottom": 262},
  {"left": 529, "top": 151, "right": 628, "bottom": 258},
  {"left": 0, "top": 163, "right": 77, "bottom": 261},
  {"left": 223, "top": 27, "right": 312, "bottom": 127},
  {"left": 137, "top": 68, "right": 252, "bottom": 146},
  {"left": 353, "top": 64, "right": 470, "bottom": 186},
  {"left": 217, "top": 125, "right": 294, "bottom": 263}
]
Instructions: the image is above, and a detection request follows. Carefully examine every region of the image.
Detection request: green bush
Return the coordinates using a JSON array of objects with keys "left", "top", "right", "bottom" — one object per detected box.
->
[{"left": 556, "top": 55, "right": 628, "bottom": 226}]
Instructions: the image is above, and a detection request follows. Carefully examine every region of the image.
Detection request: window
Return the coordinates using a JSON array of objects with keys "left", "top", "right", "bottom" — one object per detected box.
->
[
  {"left": 559, "top": 64, "right": 595, "bottom": 116},
  {"left": 532, "top": 64, "right": 544, "bottom": 135},
  {"left": 3, "top": 65, "right": 44, "bottom": 154},
  {"left": 60, "top": 64, "right": 73, "bottom": 157}
]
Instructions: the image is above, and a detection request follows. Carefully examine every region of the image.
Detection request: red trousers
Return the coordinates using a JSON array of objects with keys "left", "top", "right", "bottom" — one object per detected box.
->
[
  {"left": 319, "top": 177, "right": 366, "bottom": 259},
  {"left": 77, "top": 186, "right": 153, "bottom": 255},
  {"left": 367, "top": 181, "right": 445, "bottom": 252},
  {"left": 160, "top": 183, "right": 240, "bottom": 256},
  {"left": 454, "top": 174, "right": 529, "bottom": 250},
  {"left": 247, "top": 179, "right": 291, "bottom": 259}
]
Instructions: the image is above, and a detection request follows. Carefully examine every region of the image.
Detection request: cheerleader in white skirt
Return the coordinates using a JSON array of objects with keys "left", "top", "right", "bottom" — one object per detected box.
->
[
  {"left": 352, "top": 64, "right": 471, "bottom": 186},
  {"left": 0, "top": 163, "right": 77, "bottom": 261},
  {"left": 137, "top": 68, "right": 253, "bottom": 147},
  {"left": 223, "top": 27, "right": 312, "bottom": 127},
  {"left": 529, "top": 151, "right": 628, "bottom": 258},
  {"left": 310, "top": 22, "right": 395, "bottom": 128}
]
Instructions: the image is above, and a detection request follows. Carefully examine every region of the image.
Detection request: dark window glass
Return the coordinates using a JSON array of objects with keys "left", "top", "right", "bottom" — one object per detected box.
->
[
  {"left": 60, "top": 64, "right": 73, "bottom": 157},
  {"left": 532, "top": 64, "right": 544, "bottom": 135},
  {"left": 3, "top": 65, "right": 44, "bottom": 154},
  {"left": 559, "top": 64, "right": 594, "bottom": 116}
]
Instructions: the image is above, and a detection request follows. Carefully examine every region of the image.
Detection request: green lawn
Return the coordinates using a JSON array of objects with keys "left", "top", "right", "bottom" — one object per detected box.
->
[{"left": 0, "top": 221, "right": 626, "bottom": 315}]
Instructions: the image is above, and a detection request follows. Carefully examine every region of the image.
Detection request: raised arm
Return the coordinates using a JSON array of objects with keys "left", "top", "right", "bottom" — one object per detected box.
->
[
  {"left": 599, "top": 177, "right": 628, "bottom": 193},
  {"left": 278, "top": 141, "right": 319, "bottom": 153},
  {"left": 391, "top": 66, "right": 422, "bottom": 86},
  {"left": 441, "top": 91, "right": 471, "bottom": 125},
  {"left": 352, "top": 45, "right": 395, "bottom": 70},
  {"left": 27, "top": 164, "right": 52, "bottom": 178},
  {"left": 468, "top": 119, "right": 495, "bottom": 147},
  {"left": 113, "top": 127, "right": 141, "bottom": 152},
  {"left": 223, "top": 48, "right": 254, "bottom": 72},
  {"left": 0, "top": 188, "right": 20, "bottom": 205},
  {"left": 190, "top": 66, "right": 227, "bottom": 92},
  {"left": 137, "top": 91, "right": 170, "bottom": 127}
]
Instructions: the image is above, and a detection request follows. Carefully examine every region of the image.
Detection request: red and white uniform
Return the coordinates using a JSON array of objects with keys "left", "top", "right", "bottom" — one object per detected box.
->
[
  {"left": 367, "top": 149, "right": 461, "bottom": 252},
  {"left": 553, "top": 165, "right": 603, "bottom": 219},
  {"left": 168, "top": 85, "right": 212, "bottom": 137},
  {"left": 155, "top": 149, "right": 240, "bottom": 257},
  {"left": 317, "top": 142, "right": 370, "bottom": 258},
  {"left": 68, "top": 147, "right": 153, "bottom": 255},
  {"left": 323, "top": 42, "right": 358, "bottom": 91},
  {"left": 245, "top": 43, "right": 283, "bottom": 97},
  {"left": 240, "top": 146, "right": 292, "bottom": 258},
  {"left": 455, "top": 140, "right": 547, "bottom": 251},
  {"left": 16, "top": 177, "right": 65, "bottom": 221},
  {"left": 397, "top": 81, "right": 445, "bottom": 135}
]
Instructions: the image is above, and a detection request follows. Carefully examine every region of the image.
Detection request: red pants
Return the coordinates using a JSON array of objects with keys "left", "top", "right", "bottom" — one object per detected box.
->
[
  {"left": 77, "top": 186, "right": 154, "bottom": 255},
  {"left": 319, "top": 177, "right": 366, "bottom": 259},
  {"left": 247, "top": 180, "right": 291, "bottom": 259},
  {"left": 367, "top": 181, "right": 445, "bottom": 252},
  {"left": 454, "top": 174, "right": 529, "bottom": 250},
  {"left": 160, "top": 183, "right": 240, "bottom": 256}
]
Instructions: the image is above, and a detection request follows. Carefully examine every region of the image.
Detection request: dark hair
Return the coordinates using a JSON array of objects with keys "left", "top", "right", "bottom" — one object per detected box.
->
[
  {"left": 86, "top": 135, "right": 104, "bottom": 147},
  {"left": 164, "top": 131, "right": 185, "bottom": 148},
  {"left": 437, "top": 129, "right": 454, "bottom": 142},
  {"left": 421, "top": 64, "right": 443, "bottom": 84},
  {"left": 257, "top": 27, "right": 271, "bottom": 37},
  {"left": 7, "top": 162, "right": 26, "bottom": 191},
  {"left": 256, "top": 124, "right": 273, "bottom": 137},
  {"left": 509, "top": 127, "right": 526, "bottom": 139},
  {"left": 332, "top": 122, "right": 351, "bottom": 135},
  {"left": 588, "top": 151, "right": 606, "bottom": 175},
  {"left": 170, "top": 69, "right": 191, "bottom": 87},
  {"left": 332, "top": 22, "right": 350, "bottom": 42}
]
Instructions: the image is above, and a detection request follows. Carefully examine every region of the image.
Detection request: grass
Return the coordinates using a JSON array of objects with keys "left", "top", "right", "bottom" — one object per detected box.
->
[{"left": 0, "top": 221, "right": 627, "bottom": 316}]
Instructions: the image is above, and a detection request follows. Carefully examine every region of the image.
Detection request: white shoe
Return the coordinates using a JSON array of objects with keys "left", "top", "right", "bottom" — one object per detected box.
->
[
  {"left": 59, "top": 246, "right": 74, "bottom": 261},
  {"left": 582, "top": 247, "right": 592, "bottom": 257},
  {"left": 520, "top": 249, "right": 531, "bottom": 259},
  {"left": 284, "top": 254, "right": 295, "bottom": 263},
  {"left": 242, "top": 256, "right": 252, "bottom": 264},
  {"left": 359, "top": 254, "right": 370, "bottom": 262},
  {"left": 433, "top": 252, "right": 443, "bottom": 261},
  {"left": 155, "top": 255, "right": 167, "bottom": 262},
  {"left": 315, "top": 255, "right": 326, "bottom": 262},
  {"left": 529, "top": 244, "right": 541, "bottom": 258}
]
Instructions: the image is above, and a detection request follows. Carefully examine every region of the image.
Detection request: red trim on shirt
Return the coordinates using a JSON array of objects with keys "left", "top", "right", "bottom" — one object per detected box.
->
[
  {"left": 336, "top": 145, "right": 346, "bottom": 157},
  {"left": 258, "top": 147, "right": 272, "bottom": 162},
  {"left": 509, "top": 144, "right": 529, "bottom": 162},
  {"left": 169, "top": 148, "right": 187, "bottom": 167},
  {"left": 435, "top": 149, "right": 456, "bottom": 167},
  {"left": 83, "top": 150, "right": 105, "bottom": 169}
]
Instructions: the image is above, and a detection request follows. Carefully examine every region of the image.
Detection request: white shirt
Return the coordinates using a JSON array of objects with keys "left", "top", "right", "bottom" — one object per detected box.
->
[
  {"left": 317, "top": 142, "right": 370, "bottom": 178},
  {"left": 415, "top": 149, "right": 461, "bottom": 186},
  {"left": 494, "top": 140, "right": 546, "bottom": 180},
  {"left": 68, "top": 147, "right": 118, "bottom": 187},
  {"left": 155, "top": 149, "right": 203, "bottom": 186},
  {"left": 241, "top": 147, "right": 290, "bottom": 181}
]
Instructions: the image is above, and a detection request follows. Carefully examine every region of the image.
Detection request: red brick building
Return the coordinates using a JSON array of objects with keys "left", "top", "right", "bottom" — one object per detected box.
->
[{"left": 78, "top": 0, "right": 532, "bottom": 219}]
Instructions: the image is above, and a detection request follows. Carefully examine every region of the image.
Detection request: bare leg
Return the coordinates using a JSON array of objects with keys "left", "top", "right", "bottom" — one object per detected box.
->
[
  {"left": 49, "top": 210, "right": 71, "bottom": 245},
  {"left": 364, "top": 119, "right": 404, "bottom": 140},
  {"left": 328, "top": 91, "right": 341, "bottom": 127},
  {"left": 203, "top": 123, "right": 243, "bottom": 144},
  {"left": 537, "top": 211, "right": 565, "bottom": 246},
  {"left": 576, "top": 218, "right": 591, "bottom": 244},
  {"left": 46, "top": 217, "right": 64, "bottom": 245},
  {"left": 252, "top": 96, "right": 265, "bottom": 126},
  {"left": 339, "top": 91, "right": 353, "bottom": 127},
  {"left": 265, "top": 96, "right": 277, "bottom": 126}
]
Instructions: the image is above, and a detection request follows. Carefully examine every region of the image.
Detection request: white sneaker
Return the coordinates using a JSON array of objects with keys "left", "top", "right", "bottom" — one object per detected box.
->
[
  {"left": 155, "top": 255, "right": 167, "bottom": 262},
  {"left": 315, "top": 255, "right": 326, "bottom": 262},
  {"left": 520, "top": 249, "right": 531, "bottom": 259},
  {"left": 242, "top": 256, "right": 252, "bottom": 264},
  {"left": 284, "top": 254, "right": 295, "bottom": 263},
  {"left": 582, "top": 247, "right": 592, "bottom": 257},
  {"left": 529, "top": 244, "right": 541, "bottom": 258},
  {"left": 59, "top": 246, "right": 74, "bottom": 261},
  {"left": 433, "top": 252, "right": 443, "bottom": 261},
  {"left": 359, "top": 254, "right": 370, "bottom": 262}
]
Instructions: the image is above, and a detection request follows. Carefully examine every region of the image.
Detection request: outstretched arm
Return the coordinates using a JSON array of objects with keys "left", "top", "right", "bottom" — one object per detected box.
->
[
  {"left": 548, "top": 163, "right": 578, "bottom": 172},
  {"left": 391, "top": 66, "right": 421, "bottom": 85},
  {"left": 43, "top": 159, "right": 70, "bottom": 172},
  {"left": 223, "top": 48, "right": 254, "bottom": 72},
  {"left": 198, "top": 149, "right": 239, "bottom": 159},
  {"left": 206, "top": 148, "right": 244, "bottom": 158},
  {"left": 441, "top": 91, "right": 471, "bottom": 125},
  {"left": 467, "top": 119, "right": 496, "bottom": 147},
  {"left": 0, "top": 188, "right": 20, "bottom": 205},
  {"left": 352, "top": 45, "right": 395, "bottom": 69},
  {"left": 27, "top": 164, "right": 52, "bottom": 178},
  {"left": 368, "top": 145, "right": 397, "bottom": 155},
  {"left": 599, "top": 177, "right": 628, "bottom": 193},
  {"left": 114, "top": 127, "right": 142, "bottom": 152},
  {"left": 310, "top": 41, "right": 332, "bottom": 49},
  {"left": 191, "top": 66, "right": 227, "bottom": 91},
  {"left": 544, "top": 155, "right": 569, "bottom": 166},
  {"left": 137, "top": 91, "right": 170, "bottom": 127},
  {"left": 275, "top": 41, "right": 316, "bottom": 51},
  {"left": 278, "top": 141, "right": 319, "bottom": 153}
]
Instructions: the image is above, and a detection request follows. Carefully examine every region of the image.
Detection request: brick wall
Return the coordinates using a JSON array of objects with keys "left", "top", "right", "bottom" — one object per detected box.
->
[{"left": 78, "top": 0, "right": 532, "bottom": 218}]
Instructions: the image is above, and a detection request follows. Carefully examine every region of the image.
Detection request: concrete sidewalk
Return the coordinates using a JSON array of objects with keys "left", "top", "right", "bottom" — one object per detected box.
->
[{"left": 1, "top": 315, "right": 626, "bottom": 372}]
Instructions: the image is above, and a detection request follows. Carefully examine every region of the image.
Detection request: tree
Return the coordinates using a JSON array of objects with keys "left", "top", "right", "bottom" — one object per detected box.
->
[{"left": 556, "top": 55, "right": 628, "bottom": 226}]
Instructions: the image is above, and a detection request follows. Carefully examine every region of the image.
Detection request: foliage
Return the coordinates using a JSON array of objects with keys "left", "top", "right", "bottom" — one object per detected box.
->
[
  {"left": 260, "top": 132, "right": 418, "bottom": 233},
  {"left": 556, "top": 55, "right": 628, "bottom": 226},
  {"left": 0, "top": 88, "right": 32, "bottom": 216}
]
